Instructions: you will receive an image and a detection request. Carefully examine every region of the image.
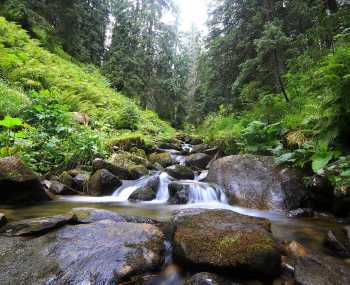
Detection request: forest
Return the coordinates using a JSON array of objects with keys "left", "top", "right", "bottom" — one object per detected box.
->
[{"left": 1, "top": 0, "right": 350, "bottom": 285}]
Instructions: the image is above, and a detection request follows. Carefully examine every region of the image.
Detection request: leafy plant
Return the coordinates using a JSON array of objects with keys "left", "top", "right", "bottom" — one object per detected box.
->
[{"left": 0, "top": 115, "right": 23, "bottom": 156}]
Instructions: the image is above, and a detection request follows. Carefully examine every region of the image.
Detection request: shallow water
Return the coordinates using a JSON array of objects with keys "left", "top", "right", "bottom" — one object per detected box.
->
[{"left": 0, "top": 198, "right": 346, "bottom": 255}]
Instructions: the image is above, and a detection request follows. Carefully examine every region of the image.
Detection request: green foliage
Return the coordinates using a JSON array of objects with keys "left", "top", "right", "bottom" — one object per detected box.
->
[
  {"left": 0, "top": 17, "right": 174, "bottom": 172},
  {"left": 0, "top": 115, "right": 24, "bottom": 156}
]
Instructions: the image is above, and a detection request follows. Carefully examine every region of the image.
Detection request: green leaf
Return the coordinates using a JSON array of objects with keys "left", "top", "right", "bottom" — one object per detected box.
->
[
  {"left": 0, "top": 116, "right": 23, "bottom": 129},
  {"left": 311, "top": 152, "right": 333, "bottom": 172},
  {"left": 340, "top": 169, "right": 350, "bottom": 177}
]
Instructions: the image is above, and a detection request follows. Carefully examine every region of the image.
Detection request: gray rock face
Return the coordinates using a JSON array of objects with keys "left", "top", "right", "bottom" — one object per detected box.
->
[
  {"left": 184, "top": 272, "right": 234, "bottom": 285},
  {"left": 0, "top": 220, "right": 165, "bottom": 285},
  {"left": 294, "top": 254, "right": 350, "bottom": 285},
  {"left": 172, "top": 209, "right": 281, "bottom": 277},
  {"left": 70, "top": 207, "right": 157, "bottom": 224},
  {"left": 168, "top": 182, "right": 191, "bottom": 204},
  {"left": 92, "top": 158, "right": 133, "bottom": 180},
  {"left": 45, "top": 180, "right": 78, "bottom": 195},
  {"left": 128, "top": 174, "right": 160, "bottom": 201},
  {"left": 166, "top": 165, "right": 195, "bottom": 180},
  {"left": 0, "top": 156, "right": 50, "bottom": 204},
  {"left": 0, "top": 214, "right": 77, "bottom": 236},
  {"left": 0, "top": 213, "right": 7, "bottom": 227},
  {"left": 87, "top": 169, "right": 122, "bottom": 196},
  {"left": 184, "top": 153, "right": 211, "bottom": 169},
  {"left": 207, "top": 155, "right": 306, "bottom": 210}
]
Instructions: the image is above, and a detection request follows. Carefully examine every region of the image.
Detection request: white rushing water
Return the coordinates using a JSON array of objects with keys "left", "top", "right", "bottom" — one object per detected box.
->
[{"left": 154, "top": 172, "right": 172, "bottom": 202}]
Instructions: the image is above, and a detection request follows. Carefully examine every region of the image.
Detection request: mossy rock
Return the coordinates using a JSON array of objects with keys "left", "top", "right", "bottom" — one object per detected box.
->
[
  {"left": 172, "top": 209, "right": 281, "bottom": 277},
  {"left": 149, "top": 152, "right": 173, "bottom": 167},
  {"left": 166, "top": 165, "right": 194, "bottom": 180}
]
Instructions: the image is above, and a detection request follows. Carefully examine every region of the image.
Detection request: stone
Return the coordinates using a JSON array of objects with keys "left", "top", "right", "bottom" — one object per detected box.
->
[
  {"left": 184, "top": 153, "right": 211, "bottom": 169},
  {"left": 159, "top": 142, "right": 182, "bottom": 151},
  {"left": 0, "top": 220, "right": 165, "bottom": 285},
  {"left": 287, "top": 208, "right": 314, "bottom": 219},
  {"left": 149, "top": 152, "right": 173, "bottom": 167},
  {"left": 129, "top": 187, "right": 157, "bottom": 201},
  {"left": 87, "top": 169, "right": 122, "bottom": 196},
  {"left": 172, "top": 209, "right": 281, "bottom": 277},
  {"left": 168, "top": 182, "right": 192, "bottom": 204},
  {"left": 184, "top": 272, "right": 235, "bottom": 285},
  {"left": 0, "top": 213, "right": 7, "bottom": 227},
  {"left": 190, "top": 138, "right": 203, "bottom": 145},
  {"left": 286, "top": 241, "right": 309, "bottom": 257},
  {"left": 207, "top": 155, "right": 306, "bottom": 211},
  {"left": 0, "top": 156, "right": 50, "bottom": 204},
  {"left": 294, "top": 254, "right": 350, "bottom": 285},
  {"left": 324, "top": 230, "right": 350, "bottom": 258},
  {"left": 191, "top": 144, "right": 210, "bottom": 153},
  {"left": 0, "top": 214, "right": 77, "bottom": 236},
  {"left": 46, "top": 180, "right": 77, "bottom": 195},
  {"left": 92, "top": 158, "right": 133, "bottom": 180},
  {"left": 70, "top": 208, "right": 157, "bottom": 224},
  {"left": 166, "top": 165, "right": 195, "bottom": 180}
]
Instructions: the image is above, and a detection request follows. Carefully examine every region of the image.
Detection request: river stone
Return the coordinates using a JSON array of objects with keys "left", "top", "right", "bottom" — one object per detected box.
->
[
  {"left": 191, "top": 144, "right": 210, "bottom": 154},
  {"left": 46, "top": 180, "right": 77, "bottom": 195},
  {"left": 87, "top": 169, "right": 122, "bottom": 196},
  {"left": 0, "top": 214, "right": 77, "bottom": 236},
  {"left": 128, "top": 174, "right": 160, "bottom": 201},
  {"left": 0, "top": 156, "right": 50, "bottom": 204},
  {"left": 184, "top": 272, "right": 235, "bottom": 285},
  {"left": 184, "top": 153, "right": 211, "bottom": 169},
  {"left": 168, "top": 182, "right": 192, "bottom": 204},
  {"left": 149, "top": 152, "right": 173, "bottom": 167},
  {"left": 166, "top": 165, "right": 195, "bottom": 180},
  {"left": 324, "top": 230, "right": 350, "bottom": 258},
  {"left": 92, "top": 158, "right": 133, "bottom": 180},
  {"left": 294, "top": 254, "right": 350, "bottom": 285},
  {"left": 70, "top": 207, "right": 157, "bottom": 224},
  {"left": 207, "top": 155, "right": 306, "bottom": 211},
  {"left": 287, "top": 208, "right": 314, "bottom": 219},
  {"left": 172, "top": 209, "right": 281, "bottom": 277},
  {"left": 0, "top": 213, "right": 7, "bottom": 227},
  {"left": 0, "top": 220, "right": 165, "bottom": 285}
]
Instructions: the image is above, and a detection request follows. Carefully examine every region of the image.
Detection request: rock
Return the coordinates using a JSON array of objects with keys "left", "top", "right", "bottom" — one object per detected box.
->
[
  {"left": 0, "top": 156, "right": 50, "bottom": 204},
  {"left": 333, "top": 187, "right": 350, "bottom": 217},
  {"left": 324, "top": 230, "right": 350, "bottom": 258},
  {"left": 87, "top": 169, "right": 122, "bottom": 196},
  {"left": 294, "top": 254, "right": 350, "bottom": 285},
  {"left": 0, "top": 213, "right": 7, "bottom": 227},
  {"left": 287, "top": 208, "right": 314, "bottom": 219},
  {"left": 166, "top": 165, "right": 195, "bottom": 180},
  {"left": 72, "top": 111, "right": 90, "bottom": 125},
  {"left": 190, "top": 138, "right": 203, "bottom": 145},
  {"left": 172, "top": 209, "right": 281, "bottom": 277},
  {"left": 128, "top": 174, "right": 160, "bottom": 201},
  {"left": 207, "top": 155, "right": 306, "bottom": 211},
  {"left": 286, "top": 241, "right": 309, "bottom": 257},
  {"left": 70, "top": 208, "right": 156, "bottom": 224},
  {"left": 149, "top": 152, "right": 173, "bottom": 167},
  {"left": 204, "top": 147, "right": 220, "bottom": 156},
  {"left": 92, "top": 158, "right": 133, "bottom": 180},
  {"left": 159, "top": 142, "right": 182, "bottom": 151},
  {"left": 129, "top": 187, "right": 157, "bottom": 201},
  {"left": 59, "top": 171, "right": 74, "bottom": 188},
  {"left": 71, "top": 171, "right": 90, "bottom": 192},
  {"left": 168, "top": 182, "right": 191, "bottom": 204},
  {"left": 0, "top": 214, "right": 77, "bottom": 236},
  {"left": 191, "top": 144, "right": 210, "bottom": 153},
  {"left": 45, "top": 180, "right": 77, "bottom": 195},
  {"left": 184, "top": 153, "right": 211, "bottom": 169},
  {"left": 109, "top": 135, "right": 148, "bottom": 151},
  {"left": 184, "top": 272, "right": 234, "bottom": 285},
  {"left": 0, "top": 220, "right": 164, "bottom": 284},
  {"left": 344, "top": 226, "right": 350, "bottom": 243},
  {"left": 129, "top": 164, "right": 149, "bottom": 179}
]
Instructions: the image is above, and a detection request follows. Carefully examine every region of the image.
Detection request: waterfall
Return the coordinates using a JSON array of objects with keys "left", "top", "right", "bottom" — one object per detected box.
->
[
  {"left": 154, "top": 172, "right": 172, "bottom": 202},
  {"left": 185, "top": 181, "right": 227, "bottom": 204}
]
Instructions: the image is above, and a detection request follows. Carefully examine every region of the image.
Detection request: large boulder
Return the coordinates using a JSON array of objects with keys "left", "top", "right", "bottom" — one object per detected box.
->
[
  {"left": 207, "top": 155, "right": 306, "bottom": 210},
  {"left": 44, "top": 180, "right": 78, "bottom": 195},
  {"left": 128, "top": 174, "right": 160, "bottom": 201},
  {"left": 0, "top": 214, "right": 77, "bottom": 236},
  {"left": 92, "top": 158, "right": 133, "bottom": 180},
  {"left": 294, "top": 254, "right": 350, "bottom": 285},
  {"left": 166, "top": 165, "right": 195, "bottom": 180},
  {"left": 87, "top": 169, "right": 122, "bottom": 196},
  {"left": 168, "top": 182, "right": 192, "bottom": 204},
  {"left": 172, "top": 209, "right": 281, "bottom": 277},
  {"left": 0, "top": 220, "right": 165, "bottom": 285},
  {"left": 58, "top": 169, "right": 90, "bottom": 192},
  {"left": 70, "top": 207, "right": 157, "bottom": 224},
  {"left": 0, "top": 156, "right": 50, "bottom": 204},
  {"left": 184, "top": 153, "right": 211, "bottom": 169},
  {"left": 149, "top": 152, "right": 173, "bottom": 167}
]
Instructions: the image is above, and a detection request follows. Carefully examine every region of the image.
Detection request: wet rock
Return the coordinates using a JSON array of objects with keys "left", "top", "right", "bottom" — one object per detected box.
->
[
  {"left": 70, "top": 208, "right": 157, "bottom": 224},
  {"left": 159, "top": 142, "right": 182, "bottom": 151},
  {"left": 344, "top": 226, "right": 350, "bottom": 243},
  {"left": 191, "top": 144, "right": 210, "bottom": 153},
  {"left": 204, "top": 147, "right": 220, "bottom": 156},
  {"left": 129, "top": 164, "right": 149, "bottom": 179},
  {"left": 129, "top": 187, "right": 157, "bottom": 201},
  {"left": 58, "top": 171, "right": 74, "bottom": 188},
  {"left": 184, "top": 272, "right": 234, "bottom": 285},
  {"left": 190, "top": 138, "right": 203, "bottom": 145},
  {"left": 333, "top": 187, "right": 350, "bottom": 217},
  {"left": 324, "top": 230, "right": 350, "bottom": 258},
  {"left": 294, "top": 254, "right": 350, "bottom": 285},
  {"left": 207, "top": 155, "right": 306, "bottom": 211},
  {"left": 286, "top": 241, "right": 309, "bottom": 257},
  {"left": 71, "top": 171, "right": 90, "bottom": 192},
  {"left": 45, "top": 180, "right": 78, "bottom": 195},
  {"left": 149, "top": 152, "right": 173, "bottom": 167},
  {"left": 0, "top": 156, "right": 50, "bottom": 204},
  {"left": 168, "top": 182, "right": 191, "bottom": 204},
  {"left": 166, "top": 165, "right": 195, "bottom": 180},
  {"left": 92, "top": 158, "right": 132, "bottom": 180},
  {"left": 0, "top": 213, "right": 7, "bottom": 227},
  {"left": 172, "top": 209, "right": 281, "bottom": 277},
  {"left": 87, "top": 169, "right": 122, "bottom": 196},
  {"left": 0, "top": 214, "right": 77, "bottom": 236},
  {"left": 0, "top": 220, "right": 164, "bottom": 285},
  {"left": 287, "top": 208, "right": 314, "bottom": 219},
  {"left": 184, "top": 153, "right": 211, "bottom": 169}
]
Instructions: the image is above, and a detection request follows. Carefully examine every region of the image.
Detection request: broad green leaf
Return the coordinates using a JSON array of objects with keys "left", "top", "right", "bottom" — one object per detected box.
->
[
  {"left": 311, "top": 152, "right": 333, "bottom": 172},
  {"left": 0, "top": 116, "right": 23, "bottom": 129},
  {"left": 340, "top": 169, "right": 350, "bottom": 177}
]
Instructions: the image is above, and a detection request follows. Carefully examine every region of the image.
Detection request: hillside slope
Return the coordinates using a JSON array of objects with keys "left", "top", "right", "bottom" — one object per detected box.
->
[{"left": 0, "top": 17, "right": 174, "bottom": 172}]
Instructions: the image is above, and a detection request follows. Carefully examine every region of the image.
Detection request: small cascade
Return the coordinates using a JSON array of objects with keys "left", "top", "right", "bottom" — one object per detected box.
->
[
  {"left": 186, "top": 181, "right": 227, "bottom": 204},
  {"left": 154, "top": 172, "right": 172, "bottom": 202},
  {"left": 182, "top": 143, "right": 193, "bottom": 153},
  {"left": 195, "top": 170, "right": 208, "bottom": 181}
]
